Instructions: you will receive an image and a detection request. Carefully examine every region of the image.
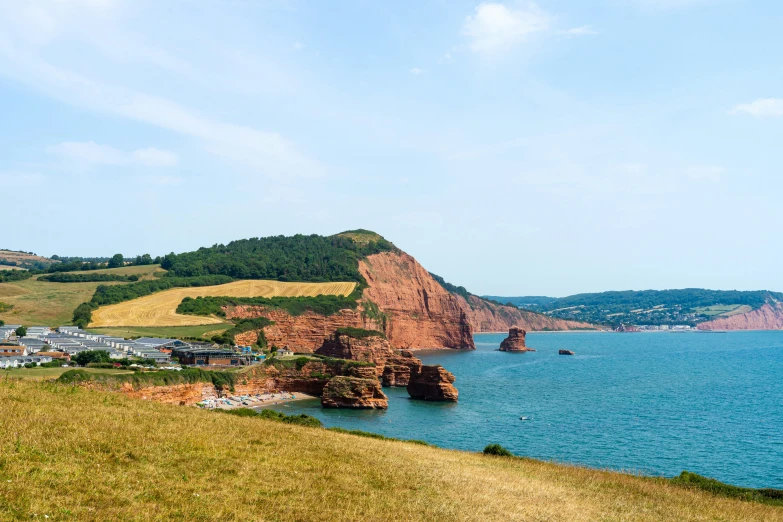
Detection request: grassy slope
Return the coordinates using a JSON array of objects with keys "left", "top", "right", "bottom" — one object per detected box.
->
[
  {"left": 0, "top": 266, "right": 168, "bottom": 327},
  {"left": 1, "top": 367, "right": 133, "bottom": 380},
  {"left": 0, "top": 279, "right": 121, "bottom": 326},
  {"left": 0, "top": 380, "right": 779, "bottom": 521},
  {"left": 86, "top": 324, "right": 233, "bottom": 340}
]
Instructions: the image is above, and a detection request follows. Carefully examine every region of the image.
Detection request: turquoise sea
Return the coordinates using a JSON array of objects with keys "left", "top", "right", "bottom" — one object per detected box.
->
[{"left": 269, "top": 331, "right": 783, "bottom": 488}]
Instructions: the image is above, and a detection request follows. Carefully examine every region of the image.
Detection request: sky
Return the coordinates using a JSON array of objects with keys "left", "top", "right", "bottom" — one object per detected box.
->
[{"left": 1, "top": 0, "right": 782, "bottom": 296}]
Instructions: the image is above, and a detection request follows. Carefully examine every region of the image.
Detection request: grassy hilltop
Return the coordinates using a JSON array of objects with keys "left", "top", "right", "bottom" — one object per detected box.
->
[{"left": 0, "top": 379, "right": 780, "bottom": 521}]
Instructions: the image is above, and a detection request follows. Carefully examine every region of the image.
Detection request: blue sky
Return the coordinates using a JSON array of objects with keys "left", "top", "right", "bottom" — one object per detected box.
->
[{"left": 1, "top": 0, "right": 782, "bottom": 296}]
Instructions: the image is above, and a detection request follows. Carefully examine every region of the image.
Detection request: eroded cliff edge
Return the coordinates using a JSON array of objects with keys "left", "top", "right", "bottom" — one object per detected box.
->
[{"left": 698, "top": 302, "right": 783, "bottom": 331}]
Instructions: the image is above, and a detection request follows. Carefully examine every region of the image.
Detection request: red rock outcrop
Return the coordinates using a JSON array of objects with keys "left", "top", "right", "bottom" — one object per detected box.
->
[
  {"left": 499, "top": 327, "right": 534, "bottom": 352},
  {"left": 458, "top": 295, "right": 594, "bottom": 333},
  {"left": 382, "top": 350, "right": 423, "bottom": 387},
  {"left": 315, "top": 331, "right": 393, "bottom": 375},
  {"left": 229, "top": 308, "right": 382, "bottom": 352},
  {"left": 321, "top": 376, "right": 388, "bottom": 409},
  {"left": 359, "top": 252, "right": 475, "bottom": 350},
  {"left": 407, "top": 365, "right": 458, "bottom": 402},
  {"left": 698, "top": 302, "right": 783, "bottom": 331}
]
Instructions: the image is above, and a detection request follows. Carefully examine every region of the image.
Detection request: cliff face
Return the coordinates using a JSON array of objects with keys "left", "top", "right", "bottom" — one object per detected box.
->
[
  {"left": 228, "top": 249, "right": 591, "bottom": 353},
  {"left": 359, "top": 252, "right": 475, "bottom": 350},
  {"left": 698, "top": 302, "right": 783, "bottom": 331},
  {"left": 229, "top": 307, "right": 382, "bottom": 352},
  {"left": 315, "top": 332, "right": 393, "bottom": 375},
  {"left": 458, "top": 295, "right": 594, "bottom": 333}
]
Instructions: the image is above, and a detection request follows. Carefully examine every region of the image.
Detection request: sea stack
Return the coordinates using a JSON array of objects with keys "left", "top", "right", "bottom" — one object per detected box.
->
[
  {"left": 499, "top": 327, "right": 535, "bottom": 352},
  {"left": 321, "top": 376, "right": 388, "bottom": 409},
  {"left": 407, "top": 365, "right": 458, "bottom": 401}
]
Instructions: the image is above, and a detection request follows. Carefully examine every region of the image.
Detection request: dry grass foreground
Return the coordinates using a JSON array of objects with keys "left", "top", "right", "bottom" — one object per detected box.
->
[
  {"left": 0, "top": 380, "right": 779, "bottom": 521},
  {"left": 89, "top": 280, "right": 358, "bottom": 327}
]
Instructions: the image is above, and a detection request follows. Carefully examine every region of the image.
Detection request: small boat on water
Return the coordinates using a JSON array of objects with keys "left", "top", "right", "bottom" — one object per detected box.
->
[{"left": 519, "top": 416, "right": 533, "bottom": 421}]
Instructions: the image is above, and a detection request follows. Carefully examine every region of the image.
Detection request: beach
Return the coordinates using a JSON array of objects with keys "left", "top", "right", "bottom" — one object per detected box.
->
[{"left": 196, "top": 391, "right": 317, "bottom": 410}]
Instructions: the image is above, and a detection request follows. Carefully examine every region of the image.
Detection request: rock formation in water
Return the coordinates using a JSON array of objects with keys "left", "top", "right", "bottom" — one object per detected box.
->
[
  {"left": 407, "top": 365, "right": 458, "bottom": 402},
  {"left": 559, "top": 349, "right": 575, "bottom": 355},
  {"left": 697, "top": 302, "right": 783, "bottom": 331},
  {"left": 499, "top": 327, "right": 534, "bottom": 352},
  {"left": 382, "top": 350, "right": 423, "bottom": 387},
  {"left": 321, "top": 376, "right": 388, "bottom": 409}
]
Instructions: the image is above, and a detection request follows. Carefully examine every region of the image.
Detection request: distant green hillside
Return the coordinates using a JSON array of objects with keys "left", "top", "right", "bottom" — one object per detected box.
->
[
  {"left": 487, "top": 289, "right": 783, "bottom": 326},
  {"left": 161, "top": 231, "right": 395, "bottom": 283}
]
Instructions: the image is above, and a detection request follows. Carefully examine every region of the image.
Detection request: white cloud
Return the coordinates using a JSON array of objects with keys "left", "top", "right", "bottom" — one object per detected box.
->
[
  {"left": 292, "top": 41, "right": 305, "bottom": 50},
  {"left": 51, "top": 141, "right": 126, "bottom": 165},
  {"left": 686, "top": 165, "right": 724, "bottom": 182},
  {"left": 463, "top": 2, "right": 550, "bottom": 55},
  {"left": 50, "top": 141, "right": 179, "bottom": 168},
  {"left": 0, "top": 2, "right": 317, "bottom": 178},
  {"left": 133, "top": 148, "right": 179, "bottom": 167},
  {"left": 559, "top": 25, "right": 598, "bottom": 37},
  {"left": 410, "top": 67, "right": 424, "bottom": 75},
  {"left": 439, "top": 52, "right": 454, "bottom": 64},
  {"left": 731, "top": 98, "right": 783, "bottom": 118}
]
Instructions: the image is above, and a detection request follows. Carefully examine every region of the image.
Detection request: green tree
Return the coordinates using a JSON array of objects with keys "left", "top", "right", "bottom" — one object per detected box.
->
[
  {"left": 15, "top": 326, "right": 26, "bottom": 337},
  {"left": 0, "top": 320, "right": 4, "bottom": 327},
  {"left": 108, "top": 254, "right": 125, "bottom": 269},
  {"left": 74, "top": 350, "right": 111, "bottom": 366}
]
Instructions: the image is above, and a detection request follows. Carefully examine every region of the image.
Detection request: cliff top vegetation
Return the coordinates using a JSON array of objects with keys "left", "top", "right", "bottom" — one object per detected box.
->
[{"left": 0, "top": 379, "right": 779, "bottom": 521}]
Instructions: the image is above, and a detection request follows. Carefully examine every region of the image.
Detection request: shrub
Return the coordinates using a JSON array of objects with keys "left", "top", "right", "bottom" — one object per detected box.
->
[
  {"left": 335, "top": 327, "right": 386, "bottom": 339},
  {"left": 74, "top": 350, "right": 111, "bottom": 367},
  {"left": 483, "top": 444, "right": 514, "bottom": 457},
  {"left": 670, "top": 471, "right": 783, "bottom": 506}
]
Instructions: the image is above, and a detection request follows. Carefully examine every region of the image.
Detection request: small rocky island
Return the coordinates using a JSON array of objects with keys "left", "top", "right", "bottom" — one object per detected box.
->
[
  {"left": 499, "top": 327, "right": 535, "bottom": 352},
  {"left": 559, "top": 349, "right": 575, "bottom": 355},
  {"left": 321, "top": 376, "right": 388, "bottom": 409},
  {"left": 313, "top": 327, "right": 459, "bottom": 407},
  {"left": 407, "top": 365, "right": 459, "bottom": 402}
]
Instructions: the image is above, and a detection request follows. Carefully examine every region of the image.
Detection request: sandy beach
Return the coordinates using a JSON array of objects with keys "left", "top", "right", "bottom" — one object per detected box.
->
[{"left": 196, "top": 391, "right": 317, "bottom": 410}]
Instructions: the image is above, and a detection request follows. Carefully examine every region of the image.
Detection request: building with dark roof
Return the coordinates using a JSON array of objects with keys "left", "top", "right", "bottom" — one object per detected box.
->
[{"left": 171, "top": 346, "right": 249, "bottom": 366}]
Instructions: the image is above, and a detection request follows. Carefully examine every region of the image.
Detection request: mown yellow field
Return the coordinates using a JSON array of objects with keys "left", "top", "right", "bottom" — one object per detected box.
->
[{"left": 89, "top": 280, "right": 357, "bottom": 327}]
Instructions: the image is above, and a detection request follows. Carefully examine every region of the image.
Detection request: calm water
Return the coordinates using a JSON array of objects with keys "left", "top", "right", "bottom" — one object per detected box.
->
[{"left": 269, "top": 331, "right": 783, "bottom": 488}]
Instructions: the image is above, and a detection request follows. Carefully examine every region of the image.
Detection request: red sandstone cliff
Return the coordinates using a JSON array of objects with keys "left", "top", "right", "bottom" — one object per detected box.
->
[
  {"left": 230, "top": 308, "right": 382, "bottom": 352},
  {"left": 359, "top": 252, "right": 475, "bottom": 350},
  {"left": 456, "top": 294, "right": 594, "bottom": 333},
  {"left": 227, "top": 249, "right": 594, "bottom": 352},
  {"left": 697, "top": 302, "right": 783, "bottom": 331}
]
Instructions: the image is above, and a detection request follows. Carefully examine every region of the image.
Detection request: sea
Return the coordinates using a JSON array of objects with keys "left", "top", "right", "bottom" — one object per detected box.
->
[{"left": 268, "top": 331, "right": 783, "bottom": 489}]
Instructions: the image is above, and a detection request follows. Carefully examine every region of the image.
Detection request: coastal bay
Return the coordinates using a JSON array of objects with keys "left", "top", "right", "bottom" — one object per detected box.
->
[{"left": 269, "top": 331, "right": 783, "bottom": 489}]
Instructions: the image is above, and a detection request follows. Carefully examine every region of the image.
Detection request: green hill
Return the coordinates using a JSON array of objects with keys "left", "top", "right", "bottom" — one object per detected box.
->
[
  {"left": 486, "top": 289, "right": 783, "bottom": 326},
  {"left": 161, "top": 232, "right": 396, "bottom": 282}
]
